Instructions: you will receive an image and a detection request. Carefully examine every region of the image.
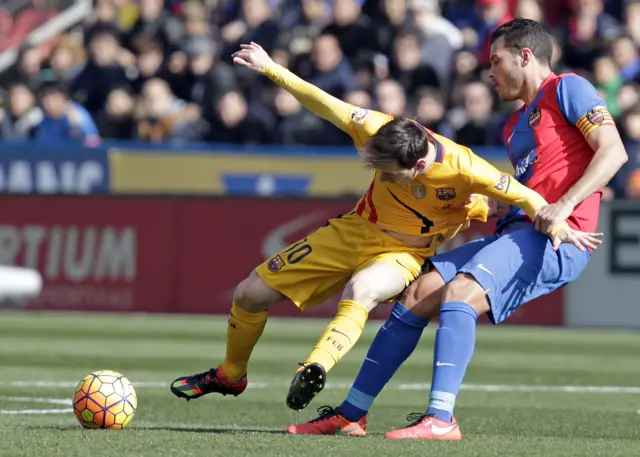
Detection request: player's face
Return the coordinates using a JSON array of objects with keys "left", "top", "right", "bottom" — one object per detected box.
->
[{"left": 488, "top": 37, "right": 524, "bottom": 102}]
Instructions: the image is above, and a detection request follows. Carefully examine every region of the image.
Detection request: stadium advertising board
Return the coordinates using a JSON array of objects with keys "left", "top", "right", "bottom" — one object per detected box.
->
[
  {"left": 0, "top": 195, "right": 562, "bottom": 325},
  {"left": 0, "top": 145, "right": 109, "bottom": 194},
  {"left": 566, "top": 200, "right": 640, "bottom": 327}
]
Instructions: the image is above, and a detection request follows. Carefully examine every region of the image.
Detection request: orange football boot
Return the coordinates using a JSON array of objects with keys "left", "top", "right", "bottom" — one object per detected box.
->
[
  {"left": 287, "top": 406, "right": 367, "bottom": 436},
  {"left": 385, "top": 413, "right": 462, "bottom": 440}
]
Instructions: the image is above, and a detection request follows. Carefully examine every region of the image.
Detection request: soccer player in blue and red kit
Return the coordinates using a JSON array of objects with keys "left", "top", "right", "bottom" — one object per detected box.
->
[{"left": 287, "top": 18, "right": 628, "bottom": 439}]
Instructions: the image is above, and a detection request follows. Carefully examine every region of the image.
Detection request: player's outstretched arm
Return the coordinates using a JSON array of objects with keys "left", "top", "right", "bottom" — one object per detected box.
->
[
  {"left": 465, "top": 155, "right": 602, "bottom": 251},
  {"left": 232, "top": 42, "right": 353, "bottom": 133}
]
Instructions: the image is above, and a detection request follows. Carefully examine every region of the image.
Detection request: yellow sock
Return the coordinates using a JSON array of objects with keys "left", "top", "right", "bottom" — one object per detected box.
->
[
  {"left": 304, "top": 299, "right": 368, "bottom": 372},
  {"left": 221, "top": 303, "right": 268, "bottom": 381}
]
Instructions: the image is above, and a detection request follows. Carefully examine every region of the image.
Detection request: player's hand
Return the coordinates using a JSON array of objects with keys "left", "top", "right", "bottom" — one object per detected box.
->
[
  {"left": 231, "top": 42, "right": 273, "bottom": 74},
  {"left": 551, "top": 227, "right": 603, "bottom": 252},
  {"left": 533, "top": 201, "right": 575, "bottom": 234}
]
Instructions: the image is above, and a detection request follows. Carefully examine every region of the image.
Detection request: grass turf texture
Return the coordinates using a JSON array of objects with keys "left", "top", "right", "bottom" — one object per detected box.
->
[{"left": 0, "top": 311, "right": 639, "bottom": 457}]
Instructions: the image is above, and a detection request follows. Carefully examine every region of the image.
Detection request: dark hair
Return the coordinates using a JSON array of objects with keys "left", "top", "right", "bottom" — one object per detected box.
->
[
  {"left": 365, "top": 117, "right": 429, "bottom": 169},
  {"left": 490, "top": 18, "right": 552, "bottom": 65},
  {"left": 38, "top": 82, "right": 69, "bottom": 98}
]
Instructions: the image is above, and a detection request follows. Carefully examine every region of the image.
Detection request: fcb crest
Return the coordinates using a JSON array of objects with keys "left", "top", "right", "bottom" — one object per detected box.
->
[
  {"left": 268, "top": 255, "right": 285, "bottom": 272},
  {"left": 436, "top": 187, "right": 457, "bottom": 201},
  {"left": 587, "top": 107, "right": 605, "bottom": 125},
  {"left": 410, "top": 184, "right": 427, "bottom": 199},
  {"left": 528, "top": 107, "right": 542, "bottom": 128}
]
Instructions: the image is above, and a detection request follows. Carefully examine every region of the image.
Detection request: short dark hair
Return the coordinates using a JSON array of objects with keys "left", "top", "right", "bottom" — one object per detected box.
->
[
  {"left": 365, "top": 117, "right": 429, "bottom": 169},
  {"left": 490, "top": 18, "right": 552, "bottom": 65}
]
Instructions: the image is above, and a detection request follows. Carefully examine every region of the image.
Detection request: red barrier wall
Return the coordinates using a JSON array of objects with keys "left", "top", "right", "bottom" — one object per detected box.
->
[{"left": 0, "top": 196, "right": 563, "bottom": 325}]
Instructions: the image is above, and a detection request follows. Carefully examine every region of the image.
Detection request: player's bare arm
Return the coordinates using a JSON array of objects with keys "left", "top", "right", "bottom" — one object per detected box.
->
[{"left": 534, "top": 118, "right": 628, "bottom": 234}]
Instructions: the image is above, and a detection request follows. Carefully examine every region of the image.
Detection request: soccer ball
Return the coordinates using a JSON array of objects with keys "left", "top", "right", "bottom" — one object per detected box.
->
[{"left": 73, "top": 370, "right": 137, "bottom": 429}]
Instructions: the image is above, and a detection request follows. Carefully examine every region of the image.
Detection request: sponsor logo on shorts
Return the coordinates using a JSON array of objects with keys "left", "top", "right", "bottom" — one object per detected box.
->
[
  {"left": 494, "top": 173, "right": 511, "bottom": 194},
  {"left": 267, "top": 255, "right": 285, "bottom": 272},
  {"left": 410, "top": 184, "right": 427, "bottom": 199},
  {"left": 436, "top": 187, "right": 457, "bottom": 201},
  {"left": 528, "top": 107, "right": 542, "bottom": 128}
]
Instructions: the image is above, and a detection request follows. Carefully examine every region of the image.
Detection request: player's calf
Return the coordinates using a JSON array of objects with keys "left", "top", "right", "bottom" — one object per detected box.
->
[
  {"left": 287, "top": 262, "right": 408, "bottom": 411},
  {"left": 399, "top": 268, "right": 446, "bottom": 320}
]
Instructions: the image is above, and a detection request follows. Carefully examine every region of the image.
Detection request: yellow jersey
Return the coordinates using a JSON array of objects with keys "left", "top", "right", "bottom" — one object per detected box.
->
[{"left": 262, "top": 63, "right": 554, "bottom": 245}]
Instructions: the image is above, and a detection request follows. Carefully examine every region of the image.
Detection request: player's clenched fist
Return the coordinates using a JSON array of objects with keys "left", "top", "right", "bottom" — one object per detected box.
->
[{"left": 231, "top": 42, "right": 273, "bottom": 74}]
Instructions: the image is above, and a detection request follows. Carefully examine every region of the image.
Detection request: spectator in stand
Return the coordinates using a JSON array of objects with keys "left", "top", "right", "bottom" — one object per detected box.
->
[
  {"left": 612, "top": 35, "right": 640, "bottom": 83},
  {"left": 3, "top": 46, "right": 43, "bottom": 90},
  {"left": 614, "top": 104, "right": 640, "bottom": 198},
  {"left": 43, "top": 35, "right": 86, "bottom": 85},
  {"left": 454, "top": 80, "right": 502, "bottom": 146},
  {"left": 124, "top": 0, "right": 184, "bottom": 55},
  {"left": 0, "top": 82, "right": 42, "bottom": 140},
  {"left": 322, "top": 0, "right": 376, "bottom": 61},
  {"left": 389, "top": 29, "right": 440, "bottom": 96},
  {"left": 624, "top": 0, "right": 640, "bottom": 47},
  {"left": 207, "top": 88, "right": 272, "bottom": 144},
  {"left": 84, "top": 0, "right": 125, "bottom": 46},
  {"left": 593, "top": 54, "right": 623, "bottom": 116},
  {"left": 137, "top": 77, "right": 205, "bottom": 143},
  {"left": 71, "top": 29, "right": 129, "bottom": 115},
  {"left": 307, "top": 33, "right": 358, "bottom": 98},
  {"left": 96, "top": 86, "right": 137, "bottom": 139},
  {"left": 36, "top": 83, "right": 100, "bottom": 146},
  {"left": 415, "top": 86, "right": 455, "bottom": 138},
  {"left": 374, "top": 78, "right": 407, "bottom": 116}
]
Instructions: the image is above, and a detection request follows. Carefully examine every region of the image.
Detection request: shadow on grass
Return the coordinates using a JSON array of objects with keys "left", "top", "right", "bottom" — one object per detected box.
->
[{"left": 26, "top": 424, "right": 287, "bottom": 435}]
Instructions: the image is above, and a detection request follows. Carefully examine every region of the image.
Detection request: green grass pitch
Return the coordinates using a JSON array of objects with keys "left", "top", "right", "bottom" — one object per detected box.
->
[{"left": 0, "top": 311, "right": 639, "bottom": 456}]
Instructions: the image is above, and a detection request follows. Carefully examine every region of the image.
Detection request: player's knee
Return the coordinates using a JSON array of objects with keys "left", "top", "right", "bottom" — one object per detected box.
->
[
  {"left": 233, "top": 272, "right": 282, "bottom": 312},
  {"left": 442, "top": 273, "right": 488, "bottom": 309},
  {"left": 343, "top": 275, "right": 384, "bottom": 308},
  {"left": 400, "top": 271, "right": 444, "bottom": 310}
]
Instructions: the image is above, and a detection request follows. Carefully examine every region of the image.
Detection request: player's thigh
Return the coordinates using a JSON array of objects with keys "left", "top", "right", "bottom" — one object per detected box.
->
[
  {"left": 428, "top": 232, "right": 497, "bottom": 285},
  {"left": 400, "top": 269, "right": 447, "bottom": 320},
  {"left": 455, "top": 222, "right": 590, "bottom": 323},
  {"left": 255, "top": 219, "right": 356, "bottom": 311},
  {"left": 344, "top": 252, "right": 424, "bottom": 311}
]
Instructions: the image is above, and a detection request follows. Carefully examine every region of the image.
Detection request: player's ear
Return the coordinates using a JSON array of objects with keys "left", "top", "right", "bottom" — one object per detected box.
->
[
  {"left": 520, "top": 48, "right": 533, "bottom": 67},
  {"left": 416, "top": 158, "right": 427, "bottom": 171}
]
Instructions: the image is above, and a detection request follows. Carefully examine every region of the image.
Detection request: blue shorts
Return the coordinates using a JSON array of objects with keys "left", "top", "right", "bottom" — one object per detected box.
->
[{"left": 430, "top": 221, "right": 590, "bottom": 324}]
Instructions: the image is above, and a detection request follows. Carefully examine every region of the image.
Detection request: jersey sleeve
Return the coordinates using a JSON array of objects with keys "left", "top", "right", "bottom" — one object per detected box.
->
[
  {"left": 463, "top": 152, "right": 549, "bottom": 221},
  {"left": 556, "top": 75, "right": 615, "bottom": 138},
  {"left": 261, "top": 63, "right": 392, "bottom": 148}
]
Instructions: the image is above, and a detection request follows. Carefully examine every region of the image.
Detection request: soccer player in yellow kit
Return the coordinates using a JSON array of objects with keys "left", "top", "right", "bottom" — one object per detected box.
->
[{"left": 170, "top": 42, "right": 581, "bottom": 412}]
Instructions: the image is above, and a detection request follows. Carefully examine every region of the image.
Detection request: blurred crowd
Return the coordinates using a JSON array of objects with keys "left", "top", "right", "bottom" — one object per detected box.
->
[{"left": 0, "top": 0, "right": 639, "bottom": 197}]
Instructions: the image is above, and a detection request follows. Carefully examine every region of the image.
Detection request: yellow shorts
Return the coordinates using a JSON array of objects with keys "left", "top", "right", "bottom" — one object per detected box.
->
[{"left": 255, "top": 212, "right": 434, "bottom": 311}]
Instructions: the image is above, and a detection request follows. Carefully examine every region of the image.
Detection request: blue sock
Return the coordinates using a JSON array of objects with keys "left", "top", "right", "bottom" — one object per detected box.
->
[
  {"left": 426, "top": 301, "right": 478, "bottom": 423},
  {"left": 340, "top": 301, "right": 429, "bottom": 422}
]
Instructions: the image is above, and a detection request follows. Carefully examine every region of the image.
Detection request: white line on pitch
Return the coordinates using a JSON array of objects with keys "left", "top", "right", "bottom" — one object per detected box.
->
[
  {"left": 0, "top": 408, "right": 73, "bottom": 415},
  {"left": 0, "top": 396, "right": 72, "bottom": 405},
  {"left": 7, "top": 380, "right": 640, "bottom": 394}
]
